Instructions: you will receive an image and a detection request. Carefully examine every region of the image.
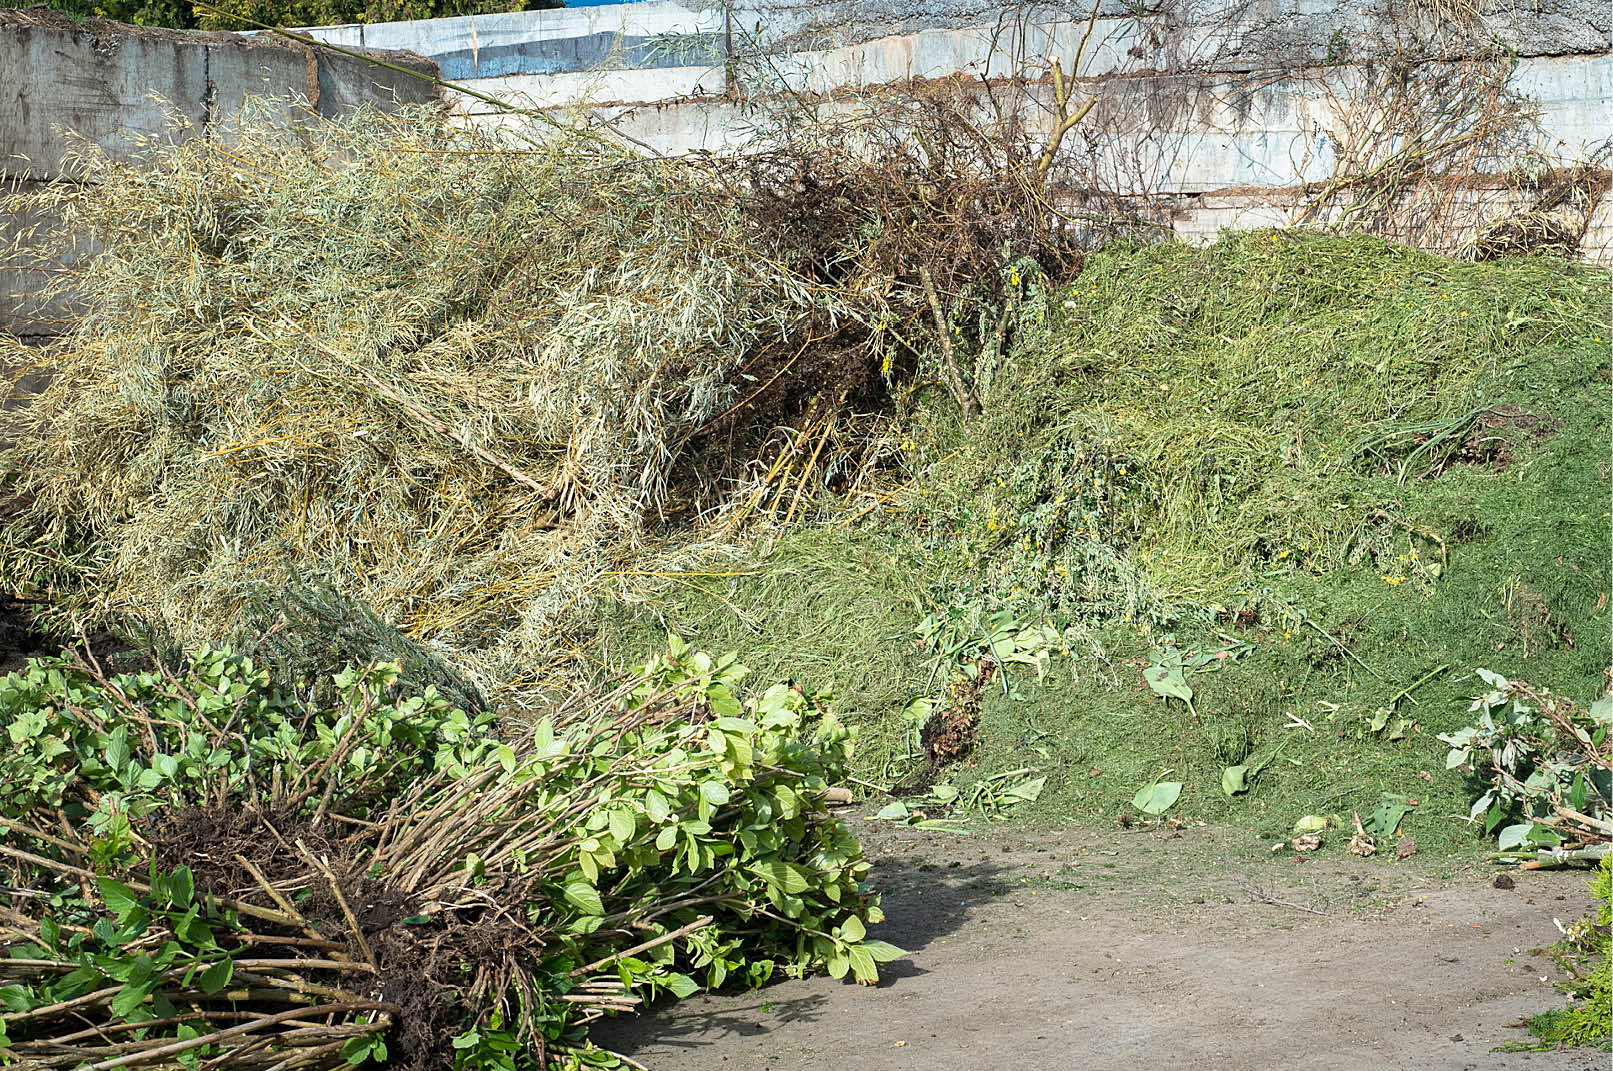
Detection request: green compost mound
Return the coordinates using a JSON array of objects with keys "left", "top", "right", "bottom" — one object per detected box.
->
[{"left": 597, "top": 231, "right": 1612, "bottom": 856}]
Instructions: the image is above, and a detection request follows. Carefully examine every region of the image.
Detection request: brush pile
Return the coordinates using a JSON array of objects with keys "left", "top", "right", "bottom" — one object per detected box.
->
[
  {"left": 0, "top": 103, "right": 847, "bottom": 705},
  {"left": 0, "top": 641, "right": 893, "bottom": 1069},
  {"left": 0, "top": 52, "right": 1129, "bottom": 706}
]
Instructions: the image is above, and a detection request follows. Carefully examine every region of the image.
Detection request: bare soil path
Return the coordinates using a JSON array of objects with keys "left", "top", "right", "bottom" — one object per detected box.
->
[{"left": 593, "top": 819, "right": 1604, "bottom": 1071}]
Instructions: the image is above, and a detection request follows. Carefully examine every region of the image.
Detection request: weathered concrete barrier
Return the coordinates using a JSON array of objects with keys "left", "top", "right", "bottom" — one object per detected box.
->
[
  {"left": 0, "top": 7, "right": 442, "bottom": 337},
  {"left": 292, "top": 0, "right": 1613, "bottom": 259}
]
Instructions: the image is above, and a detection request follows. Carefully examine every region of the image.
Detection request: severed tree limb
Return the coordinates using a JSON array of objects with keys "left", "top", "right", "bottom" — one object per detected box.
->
[
  {"left": 569, "top": 915, "right": 714, "bottom": 978},
  {"left": 81, "top": 1002, "right": 397, "bottom": 1070},
  {"left": 917, "top": 266, "right": 979, "bottom": 417},
  {"left": 1034, "top": 0, "right": 1102, "bottom": 185}
]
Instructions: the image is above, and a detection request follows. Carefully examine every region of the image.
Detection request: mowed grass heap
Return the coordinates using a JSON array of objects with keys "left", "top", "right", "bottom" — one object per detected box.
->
[{"left": 598, "top": 232, "right": 1611, "bottom": 856}]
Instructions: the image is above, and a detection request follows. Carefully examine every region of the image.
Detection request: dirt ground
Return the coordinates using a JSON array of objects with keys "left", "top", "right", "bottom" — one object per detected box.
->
[{"left": 593, "top": 817, "right": 1605, "bottom": 1071}]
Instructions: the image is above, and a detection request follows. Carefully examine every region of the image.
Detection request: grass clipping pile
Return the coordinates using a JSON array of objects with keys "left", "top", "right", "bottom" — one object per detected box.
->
[
  {"left": 0, "top": 643, "right": 894, "bottom": 1069},
  {"left": 0, "top": 104, "right": 828, "bottom": 703}
]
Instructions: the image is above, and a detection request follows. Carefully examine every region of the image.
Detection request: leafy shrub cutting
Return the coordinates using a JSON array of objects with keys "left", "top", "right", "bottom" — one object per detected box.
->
[
  {"left": 0, "top": 640, "right": 895, "bottom": 1069},
  {"left": 1440, "top": 670, "right": 1612, "bottom": 862}
]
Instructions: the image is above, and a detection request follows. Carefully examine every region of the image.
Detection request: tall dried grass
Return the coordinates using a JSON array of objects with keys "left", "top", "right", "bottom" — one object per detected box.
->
[{"left": 0, "top": 102, "right": 833, "bottom": 706}]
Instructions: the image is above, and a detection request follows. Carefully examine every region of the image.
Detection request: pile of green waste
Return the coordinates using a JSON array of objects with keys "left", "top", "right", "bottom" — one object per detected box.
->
[{"left": 596, "top": 231, "right": 1611, "bottom": 858}]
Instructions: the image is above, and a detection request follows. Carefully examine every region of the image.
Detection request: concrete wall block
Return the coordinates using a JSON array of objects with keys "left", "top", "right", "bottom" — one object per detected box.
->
[
  {"left": 0, "top": 9, "right": 441, "bottom": 337},
  {"left": 0, "top": 12, "right": 212, "bottom": 179},
  {"left": 458, "top": 65, "right": 725, "bottom": 111},
  {"left": 299, "top": 2, "right": 725, "bottom": 78},
  {"left": 0, "top": 179, "right": 79, "bottom": 338},
  {"left": 1, "top": 9, "right": 439, "bottom": 182}
]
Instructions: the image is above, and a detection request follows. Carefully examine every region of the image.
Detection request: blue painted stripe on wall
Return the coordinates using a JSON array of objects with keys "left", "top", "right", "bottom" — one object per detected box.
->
[{"left": 432, "top": 30, "right": 722, "bottom": 79}]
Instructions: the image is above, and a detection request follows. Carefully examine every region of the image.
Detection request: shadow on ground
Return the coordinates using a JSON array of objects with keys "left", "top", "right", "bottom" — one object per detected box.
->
[{"left": 587, "top": 851, "right": 1011, "bottom": 1055}]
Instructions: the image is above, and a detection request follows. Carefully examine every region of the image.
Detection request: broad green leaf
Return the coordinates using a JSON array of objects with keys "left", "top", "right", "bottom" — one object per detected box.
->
[
  {"left": 700, "top": 781, "right": 731, "bottom": 807},
  {"left": 1143, "top": 664, "right": 1192, "bottom": 704},
  {"left": 177, "top": 912, "right": 215, "bottom": 949},
  {"left": 712, "top": 717, "right": 757, "bottom": 734},
  {"left": 1005, "top": 775, "right": 1046, "bottom": 803},
  {"left": 562, "top": 881, "right": 604, "bottom": 916},
  {"left": 97, "top": 877, "right": 140, "bottom": 921},
  {"left": 859, "top": 940, "right": 906, "bottom": 963},
  {"left": 839, "top": 915, "right": 866, "bottom": 943},
  {"left": 125, "top": 954, "right": 156, "bottom": 989},
  {"left": 105, "top": 725, "right": 130, "bottom": 773},
  {"left": 1221, "top": 765, "right": 1248, "bottom": 797},
  {"left": 1131, "top": 781, "right": 1182, "bottom": 815},
  {"left": 198, "top": 957, "right": 233, "bottom": 996},
  {"left": 1589, "top": 695, "right": 1613, "bottom": 725},
  {"left": 168, "top": 867, "right": 194, "bottom": 909},
  {"left": 665, "top": 973, "right": 700, "bottom": 998},
  {"left": 1365, "top": 796, "right": 1415, "bottom": 838},
  {"left": 57, "top": 965, "right": 104, "bottom": 998},
  {"left": 1292, "top": 814, "right": 1329, "bottom": 834},
  {"left": 1527, "top": 824, "right": 1564, "bottom": 847},
  {"left": 1497, "top": 823, "right": 1532, "bottom": 851},
  {"left": 750, "top": 861, "right": 812, "bottom": 895},
  {"left": 109, "top": 981, "right": 152, "bottom": 1019},
  {"left": 724, "top": 732, "right": 754, "bottom": 772},
  {"left": 847, "top": 945, "right": 878, "bottom": 985},
  {"left": 871, "top": 801, "right": 910, "bottom": 820},
  {"left": 708, "top": 690, "right": 743, "bottom": 719}
]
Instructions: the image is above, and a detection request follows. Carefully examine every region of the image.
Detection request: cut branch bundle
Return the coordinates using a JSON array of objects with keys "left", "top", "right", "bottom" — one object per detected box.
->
[{"left": 0, "top": 643, "right": 893, "bottom": 1069}]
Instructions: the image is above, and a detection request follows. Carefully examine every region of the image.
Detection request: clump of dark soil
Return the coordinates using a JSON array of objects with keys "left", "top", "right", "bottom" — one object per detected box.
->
[
  {"left": 1454, "top": 404, "right": 1561, "bottom": 471},
  {"left": 922, "top": 658, "right": 996, "bottom": 766},
  {"left": 0, "top": 596, "right": 51, "bottom": 674},
  {"left": 147, "top": 803, "right": 535, "bottom": 1070}
]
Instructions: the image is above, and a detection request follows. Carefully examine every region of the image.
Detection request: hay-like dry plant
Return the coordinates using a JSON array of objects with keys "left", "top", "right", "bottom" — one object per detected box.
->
[
  {"left": 0, "top": 102, "right": 850, "bottom": 705},
  {"left": 0, "top": 27, "right": 1120, "bottom": 706},
  {"left": 1293, "top": 51, "right": 1547, "bottom": 251}
]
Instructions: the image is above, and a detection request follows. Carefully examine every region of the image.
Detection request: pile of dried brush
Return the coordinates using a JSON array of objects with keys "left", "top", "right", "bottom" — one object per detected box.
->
[
  {"left": 0, "top": 642, "right": 895, "bottom": 1069},
  {"left": 0, "top": 37, "right": 1120, "bottom": 705},
  {"left": 0, "top": 102, "right": 843, "bottom": 706}
]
